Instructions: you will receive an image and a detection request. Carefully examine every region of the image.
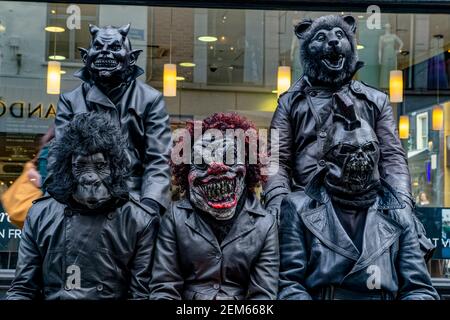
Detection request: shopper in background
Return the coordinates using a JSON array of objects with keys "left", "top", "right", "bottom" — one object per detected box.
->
[{"left": 0, "top": 125, "right": 55, "bottom": 228}]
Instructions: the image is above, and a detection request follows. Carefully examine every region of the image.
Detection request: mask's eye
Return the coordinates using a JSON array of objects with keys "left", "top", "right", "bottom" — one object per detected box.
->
[
  {"left": 340, "top": 144, "right": 358, "bottom": 154},
  {"left": 95, "top": 162, "right": 107, "bottom": 170},
  {"left": 315, "top": 33, "right": 326, "bottom": 42},
  {"left": 193, "top": 161, "right": 208, "bottom": 171},
  {"left": 335, "top": 30, "right": 344, "bottom": 39},
  {"left": 362, "top": 142, "right": 377, "bottom": 153},
  {"left": 93, "top": 42, "right": 103, "bottom": 50},
  {"left": 110, "top": 44, "right": 121, "bottom": 52}
]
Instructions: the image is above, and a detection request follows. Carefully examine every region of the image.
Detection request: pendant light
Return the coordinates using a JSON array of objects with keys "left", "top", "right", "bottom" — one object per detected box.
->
[
  {"left": 277, "top": 66, "right": 291, "bottom": 97},
  {"left": 399, "top": 115, "right": 409, "bottom": 139},
  {"left": 432, "top": 106, "right": 443, "bottom": 131},
  {"left": 163, "top": 9, "right": 176, "bottom": 97},
  {"left": 389, "top": 70, "right": 403, "bottom": 103},
  {"left": 46, "top": 27, "right": 63, "bottom": 94}
]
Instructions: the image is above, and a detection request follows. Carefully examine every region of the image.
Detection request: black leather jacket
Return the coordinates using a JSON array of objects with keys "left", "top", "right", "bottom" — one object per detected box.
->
[
  {"left": 53, "top": 67, "right": 172, "bottom": 209},
  {"left": 278, "top": 175, "right": 439, "bottom": 300},
  {"left": 149, "top": 194, "right": 279, "bottom": 300},
  {"left": 264, "top": 77, "right": 411, "bottom": 211},
  {"left": 7, "top": 194, "right": 159, "bottom": 300}
]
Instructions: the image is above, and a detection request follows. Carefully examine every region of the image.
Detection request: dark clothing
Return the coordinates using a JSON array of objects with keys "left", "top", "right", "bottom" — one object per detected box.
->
[
  {"left": 333, "top": 205, "right": 367, "bottom": 253},
  {"left": 7, "top": 194, "right": 159, "bottom": 300},
  {"left": 197, "top": 193, "right": 246, "bottom": 244},
  {"left": 278, "top": 176, "right": 439, "bottom": 300},
  {"left": 53, "top": 66, "right": 172, "bottom": 209},
  {"left": 263, "top": 77, "right": 411, "bottom": 212},
  {"left": 198, "top": 210, "right": 239, "bottom": 245},
  {"left": 149, "top": 194, "right": 279, "bottom": 300}
]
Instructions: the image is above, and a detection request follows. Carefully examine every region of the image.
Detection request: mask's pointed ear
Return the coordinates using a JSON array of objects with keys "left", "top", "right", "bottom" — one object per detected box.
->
[
  {"left": 118, "top": 23, "right": 131, "bottom": 37},
  {"left": 89, "top": 24, "right": 100, "bottom": 36},
  {"left": 129, "top": 49, "right": 143, "bottom": 65},
  {"left": 294, "top": 19, "right": 313, "bottom": 39},
  {"left": 78, "top": 47, "right": 88, "bottom": 63},
  {"left": 343, "top": 15, "right": 357, "bottom": 33}
]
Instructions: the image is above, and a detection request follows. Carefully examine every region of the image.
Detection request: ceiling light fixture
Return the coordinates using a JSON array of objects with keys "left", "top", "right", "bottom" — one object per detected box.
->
[
  {"left": 49, "top": 55, "right": 66, "bottom": 61},
  {"left": 179, "top": 62, "right": 196, "bottom": 67},
  {"left": 45, "top": 26, "right": 65, "bottom": 33},
  {"left": 198, "top": 36, "right": 217, "bottom": 42}
]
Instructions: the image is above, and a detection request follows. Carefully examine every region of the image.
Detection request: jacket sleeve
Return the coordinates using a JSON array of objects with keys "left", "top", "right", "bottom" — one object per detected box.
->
[
  {"left": 54, "top": 93, "right": 74, "bottom": 139},
  {"left": 149, "top": 208, "right": 184, "bottom": 300},
  {"left": 247, "top": 217, "right": 279, "bottom": 300},
  {"left": 263, "top": 96, "right": 292, "bottom": 211},
  {"left": 278, "top": 197, "right": 312, "bottom": 300},
  {"left": 141, "top": 93, "right": 172, "bottom": 209},
  {"left": 376, "top": 95, "right": 411, "bottom": 200},
  {"left": 127, "top": 215, "right": 160, "bottom": 300},
  {"left": 396, "top": 212, "right": 440, "bottom": 300},
  {"left": 6, "top": 211, "right": 43, "bottom": 300}
]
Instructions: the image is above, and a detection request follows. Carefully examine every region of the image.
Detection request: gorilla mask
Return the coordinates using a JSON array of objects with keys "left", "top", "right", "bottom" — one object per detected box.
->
[
  {"left": 72, "top": 152, "right": 112, "bottom": 209},
  {"left": 79, "top": 24, "right": 142, "bottom": 85},
  {"left": 188, "top": 133, "right": 246, "bottom": 220},
  {"left": 323, "top": 106, "right": 380, "bottom": 196},
  {"left": 295, "top": 15, "right": 359, "bottom": 87}
]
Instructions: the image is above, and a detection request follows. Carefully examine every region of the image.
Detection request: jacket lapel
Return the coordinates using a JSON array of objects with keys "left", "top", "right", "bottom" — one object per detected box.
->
[
  {"left": 220, "top": 195, "right": 265, "bottom": 249},
  {"left": 180, "top": 200, "right": 219, "bottom": 250},
  {"left": 300, "top": 202, "right": 361, "bottom": 261},
  {"left": 85, "top": 85, "right": 116, "bottom": 109},
  {"left": 345, "top": 203, "right": 403, "bottom": 277}
]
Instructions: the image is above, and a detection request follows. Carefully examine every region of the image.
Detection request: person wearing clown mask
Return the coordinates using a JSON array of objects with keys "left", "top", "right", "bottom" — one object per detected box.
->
[
  {"left": 278, "top": 105, "right": 438, "bottom": 300},
  {"left": 149, "top": 113, "right": 279, "bottom": 300}
]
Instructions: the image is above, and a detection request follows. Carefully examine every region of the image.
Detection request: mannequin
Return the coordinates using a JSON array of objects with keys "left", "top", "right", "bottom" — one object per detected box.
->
[{"left": 378, "top": 23, "right": 403, "bottom": 88}]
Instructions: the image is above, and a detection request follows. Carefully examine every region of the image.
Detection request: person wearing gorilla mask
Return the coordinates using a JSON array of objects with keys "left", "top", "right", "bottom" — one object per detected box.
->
[
  {"left": 49, "top": 24, "right": 171, "bottom": 216},
  {"left": 150, "top": 113, "right": 279, "bottom": 300},
  {"left": 264, "top": 15, "right": 434, "bottom": 259},
  {"left": 7, "top": 113, "right": 159, "bottom": 300},
  {"left": 277, "top": 104, "right": 439, "bottom": 300}
]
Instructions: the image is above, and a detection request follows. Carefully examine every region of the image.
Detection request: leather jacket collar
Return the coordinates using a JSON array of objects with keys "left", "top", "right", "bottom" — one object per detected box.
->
[{"left": 304, "top": 168, "right": 405, "bottom": 211}]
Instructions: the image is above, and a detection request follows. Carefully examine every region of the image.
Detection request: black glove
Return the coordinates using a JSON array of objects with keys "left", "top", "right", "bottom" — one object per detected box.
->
[{"left": 141, "top": 198, "right": 161, "bottom": 216}]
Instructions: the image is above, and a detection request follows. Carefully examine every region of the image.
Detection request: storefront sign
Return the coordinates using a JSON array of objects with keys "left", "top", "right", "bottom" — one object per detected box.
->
[
  {"left": 416, "top": 207, "right": 450, "bottom": 259},
  {"left": 0, "top": 100, "right": 56, "bottom": 119},
  {"left": 0, "top": 210, "right": 21, "bottom": 252}
]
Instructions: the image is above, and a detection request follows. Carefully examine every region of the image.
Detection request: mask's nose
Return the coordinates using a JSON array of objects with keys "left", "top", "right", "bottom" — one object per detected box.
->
[
  {"left": 328, "top": 39, "right": 339, "bottom": 47},
  {"left": 207, "top": 162, "right": 229, "bottom": 175}
]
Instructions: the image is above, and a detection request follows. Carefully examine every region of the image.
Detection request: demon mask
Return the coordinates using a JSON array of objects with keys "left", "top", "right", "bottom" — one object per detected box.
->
[
  {"left": 322, "top": 105, "right": 380, "bottom": 199},
  {"left": 79, "top": 24, "right": 142, "bottom": 86},
  {"left": 46, "top": 113, "right": 130, "bottom": 210},
  {"left": 295, "top": 15, "right": 359, "bottom": 87},
  {"left": 188, "top": 133, "right": 246, "bottom": 220}
]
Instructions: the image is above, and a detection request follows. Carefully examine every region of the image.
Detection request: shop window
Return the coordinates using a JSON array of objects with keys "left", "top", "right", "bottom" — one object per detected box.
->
[
  {"left": 416, "top": 112, "right": 429, "bottom": 150},
  {"left": 46, "top": 4, "right": 98, "bottom": 63}
]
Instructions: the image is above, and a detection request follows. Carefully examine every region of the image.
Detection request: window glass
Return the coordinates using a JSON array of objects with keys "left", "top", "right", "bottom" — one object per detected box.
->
[{"left": 0, "top": 1, "right": 449, "bottom": 280}]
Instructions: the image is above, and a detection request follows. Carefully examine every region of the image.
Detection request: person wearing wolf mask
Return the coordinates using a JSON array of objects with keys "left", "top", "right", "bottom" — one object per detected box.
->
[
  {"left": 264, "top": 15, "right": 433, "bottom": 259},
  {"left": 48, "top": 24, "right": 171, "bottom": 216},
  {"left": 7, "top": 113, "right": 159, "bottom": 300},
  {"left": 277, "top": 104, "right": 439, "bottom": 300},
  {"left": 150, "top": 113, "right": 279, "bottom": 300}
]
